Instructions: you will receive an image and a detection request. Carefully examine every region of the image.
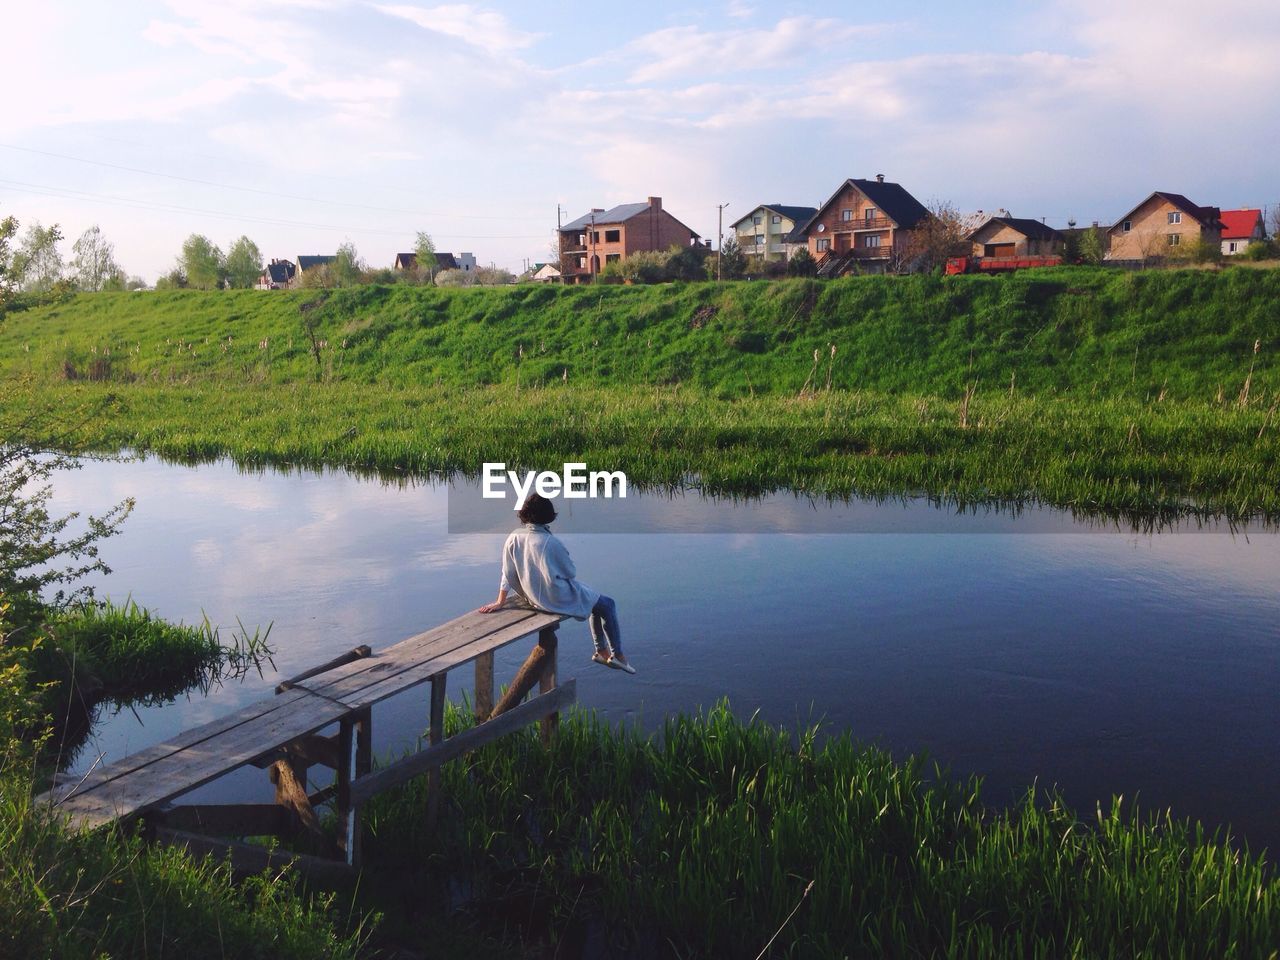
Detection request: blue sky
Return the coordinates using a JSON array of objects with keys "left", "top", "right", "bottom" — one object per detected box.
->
[{"left": 4, "top": 1, "right": 1278, "bottom": 279}]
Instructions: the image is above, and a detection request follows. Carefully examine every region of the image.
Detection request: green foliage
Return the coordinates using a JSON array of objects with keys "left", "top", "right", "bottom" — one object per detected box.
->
[
  {"left": 332, "top": 241, "right": 363, "bottom": 287},
  {"left": 788, "top": 246, "right": 817, "bottom": 276},
  {"left": 414, "top": 231, "right": 437, "bottom": 283},
  {"left": 364, "top": 702, "right": 1280, "bottom": 958},
  {"left": 10, "top": 221, "right": 64, "bottom": 294},
  {"left": 180, "top": 234, "right": 227, "bottom": 290},
  {"left": 69, "top": 225, "right": 124, "bottom": 292},
  {"left": 1062, "top": 226, "right": 1082, "bottom": 264},
  {"left": 1241, "top": 239, "right": 1275, "bottom": 262},
  {"left": 1079, "top": 226, "right": 1106, "bottom": 266},
  {"left": 712, "top": 236, "right": 747, "bottom": 279},
  {"left": 224, "top": 235, "right": 263, "bottom": 289}
]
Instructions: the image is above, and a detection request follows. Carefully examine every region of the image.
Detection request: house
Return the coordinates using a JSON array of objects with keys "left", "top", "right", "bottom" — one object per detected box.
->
[
  {"left": 394, "top": 252, "right": 460, "bottom": 273},
  {"left": 456, "top": 252, "right": 477, "bottom": 273},
  {"left": 968, "top": 215, "right": 1065, "bottom": 258},
  {"left": 558, "top": 197, "right": 701, "bottom": 283},
  {"left": 796, "top": 175, "right": 931, "bottom": 275},
  {"left": 1219, "top": 209, "right": 1266, "bottom": 255},
  {"left": 291, "top": 255, "right": 337, "bottom": 287},
  {"left": 255, "top": 258, "right": 296, "bottom": 290},
  {"left": 530, "top": 263, "right": 561, "bottom": 283},
  {"left": 1106, "top": 192, "right": 1223, "bottom": 262},
  {"left": 731, "top": 204, "right": 818, "bottom": 262}
]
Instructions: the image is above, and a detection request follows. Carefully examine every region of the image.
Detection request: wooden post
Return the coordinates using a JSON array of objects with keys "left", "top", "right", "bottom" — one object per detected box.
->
[
  {"left": 474, "top": 651, "right": 494, "bottom": 722},
  {"left": 426, "top": 672, "right": 447, "bottom": 828},
  {"left": 349, "top": 707, "right": 371, "bottom": 867},
  {"left": 538, "top": 627, "right": 559, "bottom": 744},
  {"left": 488, "top": 624, "right": 558, "bottom": 721},
  {"left": 269, "top": 756, "right": 335, "bottom": 857},
  {"left": 336, "top": 716, "right": 355, "bottom": 862}
]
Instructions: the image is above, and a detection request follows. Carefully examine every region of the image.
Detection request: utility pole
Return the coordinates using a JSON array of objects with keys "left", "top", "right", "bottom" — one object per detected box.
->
[{"left": 717, "top": 202, "right": 730, "bottom": 281}]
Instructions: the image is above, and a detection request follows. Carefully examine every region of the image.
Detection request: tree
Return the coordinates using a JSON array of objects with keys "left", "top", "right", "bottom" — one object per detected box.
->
[
  {"left": 11, "top": 222, "right": 64, "bottom": 294},
  {"left": 667, "top": 243, "right": 710, "bottom": 281},
  {"left": 788, "top": 247, "right": 817, "bottom": 277},
  {"left": 1062, "top": 222, "right": 1082, "bottom": 264},
  {"left": 0, "top": 214, "right": 19, "bottom": 308},
  {"left": 154, "top": 267, "right": 188, "bottom": 290},
  {"left": 473, "top": 266, "right": 515, "bottom": 285},
  {"left": 223, "top": 236, "right": 263, "bottom": 289},
  {"left": 414, "top": 232, "right": 438, "bottom": 284},
  {"left": 180, "top": 234, "right": 226, "bottom": 290},
  {"left": 710, "top": 236, "right": 747, "bottom": 280},
  {"left": 900, "top": 200, "right": 974, "bottom": 273},
  {"left": 70, "top": 225, "right": 124, "bottom": 292},
  {"left": 1079, "top": 226, "right": 1106, "bottom": 266},
  {"left": 332, "top": 241, "right": 364, "bottom": 287}
]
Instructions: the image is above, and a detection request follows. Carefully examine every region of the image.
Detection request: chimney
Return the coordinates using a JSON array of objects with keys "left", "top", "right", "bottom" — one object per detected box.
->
[
  {"left": 648, "top": 196, "right": 662, "bottom": 211},
  {"left": 591, "top": 208, "right": 604, "bottom": 214},
  {"left": 875, "top": 174, "right": 885, "bottom": 183}
]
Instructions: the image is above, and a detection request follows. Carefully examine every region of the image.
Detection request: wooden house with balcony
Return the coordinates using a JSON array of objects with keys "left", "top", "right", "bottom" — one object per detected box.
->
[
  {"left": 730, "top": 204, "right": 818, "bottom": 262},
  {"left": 797, "top": 175, "right": 931, "bottom": 275},
  {"left": 557, "top": 197, "right": 701, "bottom": 283}
]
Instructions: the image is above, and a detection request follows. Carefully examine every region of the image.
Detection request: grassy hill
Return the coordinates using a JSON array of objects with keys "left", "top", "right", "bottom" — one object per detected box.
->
[{"left": 2, "top": 268, "right": 1277, "bottom": 400}]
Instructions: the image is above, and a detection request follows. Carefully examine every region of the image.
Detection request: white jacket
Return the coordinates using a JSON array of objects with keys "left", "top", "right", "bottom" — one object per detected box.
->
[{"left": 499, "top": 523, "right": 600, "bottom": 619}]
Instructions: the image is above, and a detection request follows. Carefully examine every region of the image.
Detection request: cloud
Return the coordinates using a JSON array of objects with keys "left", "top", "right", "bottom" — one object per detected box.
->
[{"left": 373, "top": 3, "right": 540, "bottom": 56}]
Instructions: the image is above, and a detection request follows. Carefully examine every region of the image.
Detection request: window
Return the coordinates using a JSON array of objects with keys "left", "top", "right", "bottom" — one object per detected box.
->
[
  {"left": 1122, "top": 220, "right": 1132, "bottom": 233},
  {"left": 753, "top": 215, "right": 762, "bottom": 225},
  {"left": 865, "top": 208, "right": 877, "bottom": 222},
  {"left": 864, "top": 235, "right": 881, "bottom": 248},
  {"left": 578, "top": 257, "right": 587, "bottom": 268},
  {"left": 591, "top": 231, "right": 600, "bottom": 243},
  {"left": 771, "top": 214, "right": 781, "bottom": 224},
  {"left": 1167, "top": 234, "right": 1181, "bottom": 246},
  {"left": 605, "top": 253, "right": 621, "bottom": 263},
  {"left": 577, "top": 234, "right": 587, "bottom": 246},
  {"left": 841, "top": 209, "right": 853, "bottom": 221},
  {"left": 816, "top": 238, "right": 830, "bottom": 252},
  {"left": 1229, "top": 242, "right": 1238, "bottom": 253},
  {"left": 755, "top": 235, "right": 765, "bottom": 246},
  {"left": 1167, "top": 211, "right": 1182, "bottom": 225},
  {"left": 604, "top": 229, "right": 620, "bottom": 243}
]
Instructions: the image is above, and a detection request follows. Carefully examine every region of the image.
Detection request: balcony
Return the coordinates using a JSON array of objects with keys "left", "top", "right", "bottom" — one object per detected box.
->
[{"left": 836, "top": 217, "right": 895, "bottom": 232}]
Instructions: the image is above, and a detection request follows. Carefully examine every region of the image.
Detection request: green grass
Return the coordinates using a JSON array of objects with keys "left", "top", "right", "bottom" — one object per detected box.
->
[
  {"left": 2, "top": 270, "right": 1278, "bottom": 522},
  {"left": 361, "top": 701, "right": 1280, "bottom": 959}
]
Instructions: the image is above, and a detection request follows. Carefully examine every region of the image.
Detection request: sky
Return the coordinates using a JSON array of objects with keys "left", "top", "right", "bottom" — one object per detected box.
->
[{"left": 3, "top": 0, "right": 1279, "bottom": 280}]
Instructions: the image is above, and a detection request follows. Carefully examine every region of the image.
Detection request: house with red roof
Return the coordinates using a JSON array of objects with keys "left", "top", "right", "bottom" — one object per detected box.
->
[{"left": 1218, "top": 209, "right": 1267, "bottom": 256}]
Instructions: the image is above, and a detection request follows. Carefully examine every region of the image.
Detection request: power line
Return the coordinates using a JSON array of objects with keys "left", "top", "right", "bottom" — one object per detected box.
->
[
  {"left": 0, "top": 178, "right": 548, "bottom": 240},
  {"left": 0, "top": 142, "right": 549, "bottom": 222}
]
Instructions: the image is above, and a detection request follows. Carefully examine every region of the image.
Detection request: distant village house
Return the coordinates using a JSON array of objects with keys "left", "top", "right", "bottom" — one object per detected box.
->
[
  {"left": 394, "top": 251, "right": 460, "bottom": 273},
  {"left": 797, "top": 176, "right": 931, "bottom": 275},
  {"left": 256, "top": 258, "right": 296, "bottom": 290},
  {"left": 1219, "top": 209, "right": 1266, "bottom": 255},
  {"left": 968, "top": 215, "right": 1065, "bottom": 258},
  {"left": 1106, "top": 192, "right": 1223, "bottom": 262},
  {"left": 558, "top": 197, "right": 701, "bottom": 283},
  {"left": 731, "top": 204, "right": 817, "bottom": 262}
]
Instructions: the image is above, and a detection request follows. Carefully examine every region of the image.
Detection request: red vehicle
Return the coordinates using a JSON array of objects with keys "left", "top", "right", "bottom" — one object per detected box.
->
[{"left": 945, "top": 255, "right": 1063, "bottom": 275}]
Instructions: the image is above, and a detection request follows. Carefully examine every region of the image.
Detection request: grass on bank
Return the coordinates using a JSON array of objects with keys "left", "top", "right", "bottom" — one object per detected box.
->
[{"left": 360, "top": 701, "right": 1280, "bottom": 959}]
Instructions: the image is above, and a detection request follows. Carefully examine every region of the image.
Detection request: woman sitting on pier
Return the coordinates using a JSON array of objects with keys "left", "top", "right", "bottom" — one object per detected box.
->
[{"left": 477, "top": 493, "right": 635, "bottom": 674}]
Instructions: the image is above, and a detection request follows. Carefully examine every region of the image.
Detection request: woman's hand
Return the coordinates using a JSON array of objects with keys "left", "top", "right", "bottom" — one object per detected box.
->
[{"left": 477, "top": 599, "right": 505, "bottom": 614}]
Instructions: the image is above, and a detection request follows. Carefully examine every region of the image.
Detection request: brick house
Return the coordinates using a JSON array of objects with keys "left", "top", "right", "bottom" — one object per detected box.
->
[
  {"left": 558, "top": 197, "right": 701, "bottom": 283},
  {"left": 796, "top": 175, "right": 931, "bottom": 275},
  {"left": 730, "top": 204, "right": 818, "bottom": 262},
  {"left": 968, "top": 216, "right": 1065, "bottom": 258},
  {"left": 1106, "top": 192, "right": 1223, "bottom": 262},
  {"left": 1218, "top": 209, "right": 1267, "bottom": 256}
]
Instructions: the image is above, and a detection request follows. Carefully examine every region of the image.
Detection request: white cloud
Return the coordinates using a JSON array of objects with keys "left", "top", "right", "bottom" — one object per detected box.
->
[{"left": 373, "top": 3, "right": 540, "bottom": 56}]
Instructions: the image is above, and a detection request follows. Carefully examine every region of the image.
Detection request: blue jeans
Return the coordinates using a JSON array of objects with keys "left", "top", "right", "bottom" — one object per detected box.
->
[{"left": 589, "top": 595, "right": 622, "bottom": 656}]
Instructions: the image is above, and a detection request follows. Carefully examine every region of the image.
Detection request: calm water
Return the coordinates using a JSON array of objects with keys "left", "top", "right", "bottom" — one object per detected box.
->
[{"left": 47, "top": 457, "right": 1280, "bottom": 853}]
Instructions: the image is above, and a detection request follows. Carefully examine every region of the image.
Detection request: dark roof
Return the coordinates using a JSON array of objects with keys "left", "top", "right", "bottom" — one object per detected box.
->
[
  {"left": 297, "top": 255, "right": 336, "bottom": 271},
  {"left": 969, "top": 216, "right": 1064, "bottom": 242},
  {"left": 394, "top": 252, "right": 417, "bottom": 269},
  {"left": 435, "top": 252, "right": 458, "bottom": 270},
  {"left": 1112, "top": 192, "right": 1222, "bottom": 231},
  {"left": 264, "top": 260, "right": 295, "bottom": 284},
  {"left": 561, "top": 202, "right": 652, "bottom": 232},
  {"left": 800, "top": 178, "right": 931, "bottom": 235},
  {"left": 730, "top": 204, "right": 819, "bottom": 231}
]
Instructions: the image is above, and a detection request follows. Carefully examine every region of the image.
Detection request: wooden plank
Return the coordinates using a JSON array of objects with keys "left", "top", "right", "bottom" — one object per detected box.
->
[
  {"left": 249, "top": 733, "right": 340, "bottom": 771},
  {"left": 538, "top": 627, "right": 559, "bottom": 744},
  {"left": 153, "top": 827, "right": 356, "bottom": 885},
  {"left": 474, "top": 651, "right": 494, "bottom": 722},
  {"left": 55, "top": 693, "right": 349, "bottom": 830},
  {"left": 303, "top": 608, "right": 550, "bottom": 699},
  {"left": 330, "top": 614, "right": 566, "bottom": 713},
  {"left": 348, "top": 680, "right": 576, "bottom": 806},
  {"left": 40, "top": 687, "right": 315, "bottom": 808},
  {"left": 276, "top": 645, "right": 371, "bottom": 693}
]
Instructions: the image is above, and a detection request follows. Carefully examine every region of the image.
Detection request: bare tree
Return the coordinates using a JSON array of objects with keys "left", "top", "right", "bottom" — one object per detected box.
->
[
  {"left": 899, "top": 200, "right": 974, "bottom": 273},
  {"left": 70, "top": 225, "right": 124, "bottom": 291}
]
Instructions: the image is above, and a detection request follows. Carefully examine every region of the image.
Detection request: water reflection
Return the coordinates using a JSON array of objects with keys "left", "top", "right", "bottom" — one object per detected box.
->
[{"left": 45, "top": 454, "right": 1280, "bottom": 854}]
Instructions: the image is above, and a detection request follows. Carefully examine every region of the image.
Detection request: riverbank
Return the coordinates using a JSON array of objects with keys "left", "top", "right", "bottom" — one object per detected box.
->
[{"left": 2, "top": 271, "right": 1277, "bottom": 522}]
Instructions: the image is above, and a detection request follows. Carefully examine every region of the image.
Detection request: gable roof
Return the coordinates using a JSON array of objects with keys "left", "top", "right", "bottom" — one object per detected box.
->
[
  {"left": 297, "top": 255, "right": 336, "bottom": 271},
  {"left": 800, "top": 178, "right": 931, "bottom": 235},
  {"left": 263, "top": 260, "right": 295, "bottom": 284},
  {"left": 1111, "top": 192, "right": 1222, "bottom": 232},
  {"left": 1219, "top": 208, "right": 1264, "bottom": 239},
  {"left": 730, "top": 204, "right": 819, "bottom": 231},
  {"left": 969, "top": 216, "right": 1064, "bottom": 242}
]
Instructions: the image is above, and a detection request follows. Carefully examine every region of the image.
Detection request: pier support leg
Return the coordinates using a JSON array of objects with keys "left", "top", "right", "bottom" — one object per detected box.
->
[
  {"left": 489, "top": 625, "right": 558, "bottom": 721},
  {"left": 427, "top": 673, "right": 446, "bottom": 828},
  {"left": 538, "top": 628, "right": 559, "bottom": 745},
  {"left": 474, "top": 651, "right": 494, "bottom": 722},
  {"left": 269, "top": 756, "right": 335, "bottom": 857},
  {"left": 336, "top": 716, "right": 355, "bottom": 863}
]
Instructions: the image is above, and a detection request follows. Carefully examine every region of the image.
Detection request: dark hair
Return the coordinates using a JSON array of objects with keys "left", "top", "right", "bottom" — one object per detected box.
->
[{"left": 517, "top": 493, "right": 557, "bottom": 526}]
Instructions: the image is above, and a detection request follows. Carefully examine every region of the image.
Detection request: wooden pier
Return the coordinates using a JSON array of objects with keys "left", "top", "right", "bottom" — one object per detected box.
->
[{"left": 39, "top": 606, "right": 572, "bottom": 879}]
